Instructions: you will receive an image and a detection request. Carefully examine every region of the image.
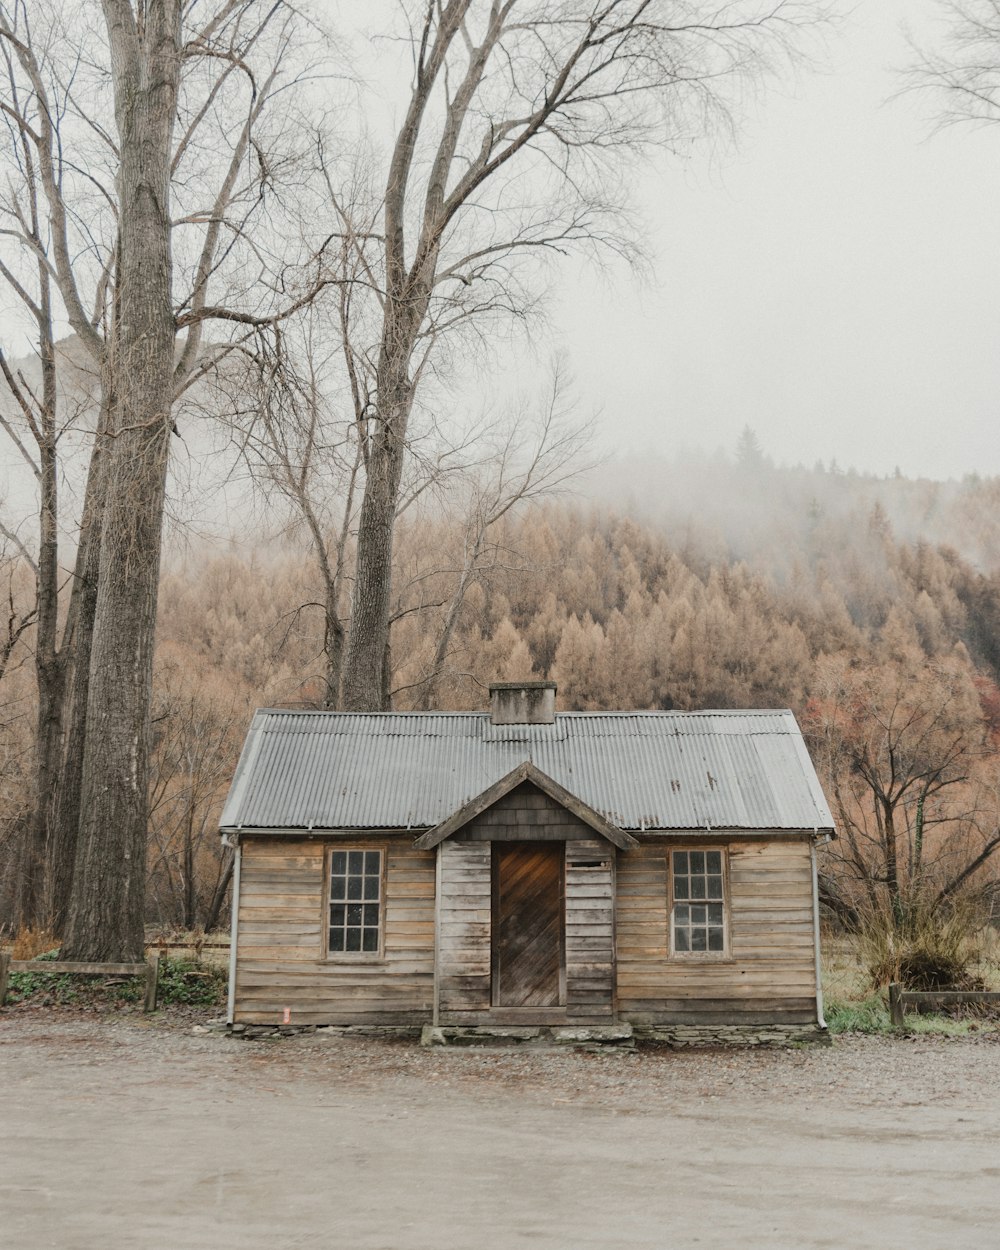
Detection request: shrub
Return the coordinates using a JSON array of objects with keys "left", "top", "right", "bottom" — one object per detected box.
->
[
  {"left": 155, "top": 956, "right": 227, "bottom": 1007},
  {"left": 859, "top": 899, "right": 987, "bottom": 992}
]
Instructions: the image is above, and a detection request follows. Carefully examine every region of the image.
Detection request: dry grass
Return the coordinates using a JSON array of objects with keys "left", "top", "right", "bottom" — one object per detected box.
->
[
  {"left": 10, "top": 926, "right": 60, "bottom": 960},
  {"left": 857, "top": 901, "right": 990, "bottom": 992}
]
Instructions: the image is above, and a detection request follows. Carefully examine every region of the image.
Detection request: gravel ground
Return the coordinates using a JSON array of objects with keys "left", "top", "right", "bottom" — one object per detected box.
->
[{"left": 3, "top": 1008, "right": 1000, "bottom": 1249}]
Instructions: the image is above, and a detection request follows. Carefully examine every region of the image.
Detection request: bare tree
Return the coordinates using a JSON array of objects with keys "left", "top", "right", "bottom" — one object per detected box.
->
[
  {"left": 0, "top": 92, "right": 107, "bottom": 931},
  {"left": 328, "top": 0, "right": 826, "bottom": 710},
  {"left": 216, "top": 312, "right": 367, "bottom": 708},
  {"left": 803, "top": 650, "right": 1000, "bottom": 927},
  {"left": 413, "top": 363, "right": 594, "bottom": 708},
  {"left": 147, "top": 650, "right": 244, "bottom": 931},
  {"left": 0, "top": 0, "right": 333, "bottom": 956},
  {"left": 0, "top": 537, "right": 35, "bottom": 689},
  {"left": 904, "top": 1, "right": 1000, "bottom": 126}
]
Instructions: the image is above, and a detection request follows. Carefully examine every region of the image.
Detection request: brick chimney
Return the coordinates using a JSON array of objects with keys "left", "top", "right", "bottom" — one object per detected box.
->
[{"left": 489, "top": 681, "right": 557, "bottom": 725}]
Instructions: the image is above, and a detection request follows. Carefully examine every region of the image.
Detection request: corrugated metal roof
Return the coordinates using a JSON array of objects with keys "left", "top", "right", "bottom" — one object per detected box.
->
[{"left": 220, "top": 709, "right": 835, "bottom": 834}]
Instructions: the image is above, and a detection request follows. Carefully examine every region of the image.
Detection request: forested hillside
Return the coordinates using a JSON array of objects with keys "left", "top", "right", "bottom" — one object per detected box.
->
[{"left": 4, "top": 452, "right": 1000, "bottom": 933}]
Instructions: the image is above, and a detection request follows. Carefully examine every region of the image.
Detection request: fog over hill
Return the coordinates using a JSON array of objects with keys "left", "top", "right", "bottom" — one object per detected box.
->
[
  {"left": 591, "top": 444, "right": 1000, "bottom": 577},
  {"left": 3, "top": 340, "right": 999, "bottom": 584}
]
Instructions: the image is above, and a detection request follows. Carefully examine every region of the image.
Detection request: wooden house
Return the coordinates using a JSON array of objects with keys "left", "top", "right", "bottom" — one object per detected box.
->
[{"left": 220, "top": 682, "right": 835, "bottom": 1043}]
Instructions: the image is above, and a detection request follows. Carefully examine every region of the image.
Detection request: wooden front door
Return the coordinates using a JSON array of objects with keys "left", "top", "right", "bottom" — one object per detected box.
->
[{"left": 492, "top": 842, "right": 565, "bottom": 1008}]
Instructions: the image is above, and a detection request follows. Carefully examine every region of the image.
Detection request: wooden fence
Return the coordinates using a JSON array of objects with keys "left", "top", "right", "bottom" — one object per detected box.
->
[
  {"left": 888, "top": 981, "right": 1000, "bottom": 1028},
  {"left": 0, "top": 952, "right": 160, "bottom": 1013}
]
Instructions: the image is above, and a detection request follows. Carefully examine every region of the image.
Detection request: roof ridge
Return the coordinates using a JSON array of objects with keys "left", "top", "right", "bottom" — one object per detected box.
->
[{"left": 253, "top": 707, "right": 795, "bottom": 718}]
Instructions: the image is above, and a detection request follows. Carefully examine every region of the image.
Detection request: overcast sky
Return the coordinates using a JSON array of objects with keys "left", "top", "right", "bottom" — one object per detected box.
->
[
  {"left": 547, "top": 0, "right": 1000, "bottom": 481},
  {"left": 4, "top": 0, "right": 998, "bottom": 515}
]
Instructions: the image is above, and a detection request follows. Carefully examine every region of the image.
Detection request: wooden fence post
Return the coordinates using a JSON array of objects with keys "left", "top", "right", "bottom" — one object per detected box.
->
[
  {"left": 0, "top": 951, "right": 9, "bottom": 1007},
  {"left": 144, "top": 952, "right": 160, "bottom": 1013},
  {"left": 888, "top": 981, "right": 904, "bottom": 1028}
]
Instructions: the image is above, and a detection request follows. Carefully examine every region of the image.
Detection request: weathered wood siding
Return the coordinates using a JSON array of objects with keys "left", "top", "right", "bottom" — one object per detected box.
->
[
  {"left": 616, "top": 837, "right": 818, "bottom": 1026},
  {"left": 437, "top": 840, "right": 491, "bottom": 1019},
  {"left": 232, "top": 819, "right": 818, "bottom": 1029},
  {"left": 456, "top": 783, "right": 597, "bottom": 842},
  {"left": 233, "top": 836, "right": 435, "bottom": 1025},
  {"left": 438, "top": 783, "right": 616, "bottom": 1024}
]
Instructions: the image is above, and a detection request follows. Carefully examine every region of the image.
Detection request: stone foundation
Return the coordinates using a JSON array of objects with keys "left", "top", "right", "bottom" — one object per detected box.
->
[
  {"left": 421, "top": 1023, "right": 635, "bottom": 1049},
  {"left": 228, "top": 1023, "right": 423, "bottom": 1041},
  {"left": 227, "top": 1020, "right": 829, "bottom": 1048},
  {"left": 635, "top": 1023, "right": 830, "bottom": 1048}
]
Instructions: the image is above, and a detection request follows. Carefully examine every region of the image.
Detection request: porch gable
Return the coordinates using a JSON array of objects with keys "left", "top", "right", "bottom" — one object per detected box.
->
[{"left": 414, "top": 760, "right": 636, "bottom": 851}]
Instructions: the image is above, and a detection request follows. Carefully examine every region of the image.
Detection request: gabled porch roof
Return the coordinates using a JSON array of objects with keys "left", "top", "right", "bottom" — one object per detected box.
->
[{"left": 412, "top": 761, "right": 638, "bottom": 850}]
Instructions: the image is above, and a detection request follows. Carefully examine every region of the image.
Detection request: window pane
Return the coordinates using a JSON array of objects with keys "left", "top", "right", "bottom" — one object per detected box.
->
[
  {"left": 672, "top": 850, "right": 726, "bottom": 956},
  {"left": 330, "top": 849, "right": 383, "bottom": 956}
]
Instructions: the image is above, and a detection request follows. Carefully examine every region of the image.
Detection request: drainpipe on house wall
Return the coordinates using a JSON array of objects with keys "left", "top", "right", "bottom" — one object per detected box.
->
[
  {"left": 226, "top": 838, "right": 242, "bottom": 1026},
  {"left": 432, "top": 845, "right": 442, "bottom": 1027},
  {"left": 810, "top": 834, "right": 830, "bottom": 1030}
]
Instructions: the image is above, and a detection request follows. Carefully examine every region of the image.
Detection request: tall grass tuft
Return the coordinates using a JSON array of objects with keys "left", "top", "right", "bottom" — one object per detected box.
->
[
  {"left": 858, "top": 897, "right": 987, "bottom": 992},
  {"left": 11, "top": 926, "right": 60, "bottom": 961}
]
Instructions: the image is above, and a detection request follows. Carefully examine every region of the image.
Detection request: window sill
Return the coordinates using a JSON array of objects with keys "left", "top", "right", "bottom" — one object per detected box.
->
[
  {"left": 322, "top": 953, "right": 386, "bottom": 964},
  {"left": 669, "top": 952, "right": 734, "bottom": 963}
]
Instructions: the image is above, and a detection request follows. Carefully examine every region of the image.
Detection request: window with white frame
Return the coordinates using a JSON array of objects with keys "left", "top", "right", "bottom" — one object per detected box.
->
[
  {"left": 328, "top": 849, "right": 382, "bottom": 954},
  {"left": 671, "top": 849, "right": 727, "bottom": 955}
]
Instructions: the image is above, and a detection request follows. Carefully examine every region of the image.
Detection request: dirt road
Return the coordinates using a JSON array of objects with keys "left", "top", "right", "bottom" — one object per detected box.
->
[{"left": 2, "top": 1013, "right": 999, "bottom": 1250}]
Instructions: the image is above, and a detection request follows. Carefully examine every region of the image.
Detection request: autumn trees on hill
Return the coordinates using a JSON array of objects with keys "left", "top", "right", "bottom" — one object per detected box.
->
[{"left": 3, "top": 480, "right": 1000, "bottom": 933}]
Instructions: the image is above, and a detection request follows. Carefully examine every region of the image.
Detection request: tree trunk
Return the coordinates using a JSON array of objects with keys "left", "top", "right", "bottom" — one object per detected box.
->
[
  {"left": 63, "top": 0, "right": 181, "bottom": 962},
  {"left": 341, "top": 387, "right": 411, "bottom": 711},
  {"left": 418, "top": 543, "right": 479, "bottom": 710},
  {"left": 323, "top": 585, "right": 345, "bottom": 708},
  {"left": 182, "top": 778, "right": 197, "bottom": 930},
  {"left": 883, "top": 797, "right": 901, "bottom": 923},
  {"left": 48, "top": 421, "right": 110, "bottom": 934},
  {"left": 16, "top": 301, "right": 61, "bottom": 932},
  {"left": 203, "top": 847, "right": 234, "bottom": 935}
]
